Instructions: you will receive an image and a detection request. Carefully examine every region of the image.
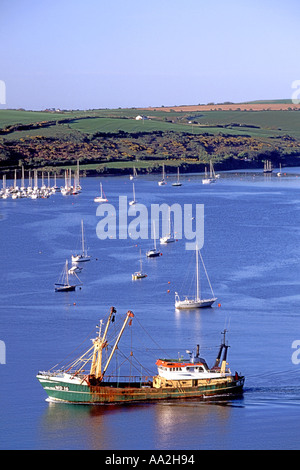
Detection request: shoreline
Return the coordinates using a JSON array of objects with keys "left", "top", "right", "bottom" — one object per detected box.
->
[{"left": 1, "top": 153, "right": 300, "bottom": 180}]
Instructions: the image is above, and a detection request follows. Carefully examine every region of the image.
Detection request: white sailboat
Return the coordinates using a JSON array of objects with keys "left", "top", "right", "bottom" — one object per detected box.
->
[
  {"left": 277, "top": 163, "right": 282, "bottom": 177},
  {"left": 202, "top": 160, "right": 216, "bottom": 184},
  {"left": 132, "top": 249, "right": 147, "bottom": 280},
  {"left": 172, "top": 167, "right": 182, "bottom": 186},
  {"left": 175, "top": 248, "right": 217, "bottom": 309},
  {"left": 146, "top": 222, "right": 161, "bottom": 258},
  {"left": 158, "top": 164, "right": 167, "bottom": 186},
  {"left": 129, "top": 182, "right": 137, "bottom": 206},
  {"left": 94, "top": 182, "right": 108, "bottom": 203},
  {"left": 55, "top": 260, "right": 81, "bottom": 292},
  {"left": 72, "top": 220, "right": 91, "bottom": 263},
  {"left": 160, "top": 207, "right": 175, "bottom": 244},
  {"left": 129, "top": 167, "right": 138, "bottom": 180}
]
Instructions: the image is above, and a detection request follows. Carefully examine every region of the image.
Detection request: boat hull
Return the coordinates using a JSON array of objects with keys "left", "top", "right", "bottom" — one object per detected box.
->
[
  {"left": 146, "top": 251, "right": 160, "bottom": 258},
  {"left": 175, "top": 298, "right": 217, "bottom": 309},
  {"left": 36, "top": 375, "right": 244, "bottom": 404},
  {"left": 55, "top": 285, "right": 76, "bottom": 292},
  {"left": 132, "top": 273, "right": 147, "bottom": 280},
  {"left": 72, "top": 255, "right": 91, "bottom": 263}
]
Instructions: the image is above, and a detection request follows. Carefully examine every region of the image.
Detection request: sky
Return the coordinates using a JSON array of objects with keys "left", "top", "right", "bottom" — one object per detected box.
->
[{"left": 0, "top": 0, "right": 300, "bottom": 110}]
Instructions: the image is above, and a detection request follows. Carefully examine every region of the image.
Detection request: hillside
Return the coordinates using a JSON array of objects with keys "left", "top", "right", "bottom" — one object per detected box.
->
[{"left": 0, "top": 100, "right": 300, "bottom": 176}]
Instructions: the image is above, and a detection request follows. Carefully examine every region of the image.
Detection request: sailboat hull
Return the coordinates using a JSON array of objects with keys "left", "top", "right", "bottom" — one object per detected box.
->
[
  {"left": 36, "top": 374, "right": 244, "bottom": 404},
  {"left": 202, "top": 179, "right": 216, "bottom": 184},
  {"left": 146, "top": 250, "right": 160, "bottom": 258},
  {"left": 72, "top": 255, "right": 91, "bottom": 263},
  {"left": 160, "top": 236, "right": 175, "bottom": 244},
  {"left": 55, "top": 285, "right": 76, "bottom": 292},
  {"left": 175, "top": 298, "right": 217, "bottom": 309},
  {"left": 94, "top": 197, "right": 107, "bottom": 203}
]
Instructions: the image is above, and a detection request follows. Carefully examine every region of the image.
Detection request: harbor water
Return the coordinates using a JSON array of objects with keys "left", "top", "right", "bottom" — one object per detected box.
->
[{"left": 0, "top": 169, "right": 300, "bottom": 450}]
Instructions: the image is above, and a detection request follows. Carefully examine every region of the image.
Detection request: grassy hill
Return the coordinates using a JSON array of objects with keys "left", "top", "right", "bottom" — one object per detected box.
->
[{"left": 0, "top": 101, "right": 300, "bottom": 175}]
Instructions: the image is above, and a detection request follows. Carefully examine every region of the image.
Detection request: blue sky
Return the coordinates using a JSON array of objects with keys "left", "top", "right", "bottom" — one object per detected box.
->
[{"left": 1, "top": 0, "right": 299, "bottom": 110}]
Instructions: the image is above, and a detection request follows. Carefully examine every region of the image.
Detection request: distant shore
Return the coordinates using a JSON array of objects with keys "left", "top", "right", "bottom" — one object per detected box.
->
[
  {"left": 0, "top": 157, "right": 300, "bottom": 180},
  {"left": 2, "top": 155, "right": 300, "bottom": 181}
]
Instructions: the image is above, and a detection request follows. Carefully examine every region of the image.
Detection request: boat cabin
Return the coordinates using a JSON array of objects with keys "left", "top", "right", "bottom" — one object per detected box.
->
[{"left": 156, "top": 356, "right": 211, "bottom": 380}]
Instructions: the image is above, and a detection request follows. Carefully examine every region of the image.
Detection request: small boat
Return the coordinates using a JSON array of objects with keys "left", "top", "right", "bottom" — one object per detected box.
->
[
  {"left": 172, "top": 167, "right": 182, "bottom": 186},
  {"left": 36, "top": 307, "right": 245, "bottom": 404},
  {"left": 202, "top": 160, "right": 216, "bottom": 184},
  {"left": 55, "top": 260, "right": 81, "bottom": 292},
  {"left": 158, "top": 164, "right": 167, "bottom": 185},
  {"left": 129, "top": 182, "right": 137, "bottom": 206},
  {"left": 132, "top": 250, "right": 147, "bottom": 280},
  {"left": 160, "top": 207, "right": 175, "bottom": 244},
  {"left": 146, "top": 222, "right": 161, "bottom": 257},
  {"left": 72, "top": 220, "right": 91, "bottom": 263},
  {"left": 175, "top": 247, "right": 217, "bottom": 309},
  {"left": 263, "top": 160, "right": 273, "bottom": 173},
  {"left": 129, "top": 167, "right": 138, "bottom": 180},
  {"left": 277, "top": 163, "right": 282, "bottom": 177},
  {"left": 94, "top": 183, "right": 108, "bottom": 203}
]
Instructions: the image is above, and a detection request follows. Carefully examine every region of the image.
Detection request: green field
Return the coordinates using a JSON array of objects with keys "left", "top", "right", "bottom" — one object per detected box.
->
[
  {"left": 1, "top": 103, "right": 300, "bottom": 173},
  {"left": 1, "top": 106, "right": 300, "bottom": 139}
]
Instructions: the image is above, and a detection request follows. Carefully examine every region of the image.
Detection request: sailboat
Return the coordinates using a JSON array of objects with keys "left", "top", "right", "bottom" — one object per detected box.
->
[
  {"left": 129, "top": 167, "right": 138, "bottom": 180},
  {"left": 202, "top": 160, "right": 216, "bottom": 184},
  {"left": 94, "top": 183, "right": 108, "bottom": 203},
  {"left": 132, "top": 249, "right": 147, "bottom": 280},
  {"left": 158, "top": 164, "right": 167, "bottom": 185},
  {"left": 55, "top": 260, "right": 81, "bottom": 292},
  {"left": 172, "top": 167, "right": 182, "bottom": 186},
  {"left": 175, "top": 248, "right": 217, "bottom": 309},
  {"left": 52, "top": 173, "right": 59, "bottom": 192},
  {"left": 160, "top": 207, "right": 175, "bottom": 244},
  {"left": 277, "top": 163, "right": 282, "bottom": 177},
  {"left": 146, "top": 222, "right": 161, "bottom": 258},
  {"left": 263, "top": 160, "right": 273, "bottom": 173},
  {"left": 129, "top": 182, "right": 137, "bottom": 206},
  {"left": 72, "top": 220, "right": 91, "bottom": 263}
]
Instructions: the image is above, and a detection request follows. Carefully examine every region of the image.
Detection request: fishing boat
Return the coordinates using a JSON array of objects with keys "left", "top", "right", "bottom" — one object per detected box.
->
[
  {"left": 172, "top": 167, "right": 182, "bottom": 186},
  {"left": 160, "top": 207, "right": 175, "bottom": 244},
  {"left": 158, "top": 164, "right": 167, "bottom": 186},
  {"left": 263, "top": 160, "right": 273, "bottom": 173},
  {"left": 94, "top": 183, "right": 108, "bottom": 203},
  {"left": 36, "top": 307, "right": 245, "bottom": 404},
  {"left": 55, "top": 260, "right": 81, "bottom": 292},
  {"left": 132, "top": 249, "right": 147, "bottom": 280},
  {"left": 146, "top": 222, "right": 161, "bottom": 257},
  {"left": 202, "top": 160, "right": 216, "bottom": 184},
  {"left": 129, "top": 182, "right": 137, "bottom": 206},
  {"left": 175, "top": 247, "right": 217, "bottom": 309},
  {"left": 72, "top": 220, "right": 91, "bottom": 263}
]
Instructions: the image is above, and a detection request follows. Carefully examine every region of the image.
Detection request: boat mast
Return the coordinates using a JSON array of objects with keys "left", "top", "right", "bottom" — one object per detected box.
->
[
  {"left": 81, "top": 220, "right": 85, "bottom": 255},
  {"left": 196, "top": 247, "right": 199, "bottom": 300},
  {"left": 100, "top": 310, "right": 134, "bottom": 382},
  {"left": 65, "top": 260, "right": 69, "bottom": 285},
  {"left": 90, "top": 306, "right": 117, "bottom": 378},
  {"left": 153, "top": 221, "right": 157, "bottom": 250}
]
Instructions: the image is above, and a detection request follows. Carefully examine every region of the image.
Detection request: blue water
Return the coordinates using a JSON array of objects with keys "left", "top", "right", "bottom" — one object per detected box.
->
[{"left": 0, "top": 168, "right": 300, "bottom": 450}]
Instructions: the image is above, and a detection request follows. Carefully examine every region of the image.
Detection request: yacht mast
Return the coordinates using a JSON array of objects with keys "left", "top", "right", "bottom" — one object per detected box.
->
[{"left": 196, "top": 247, "right": 199, "bottom": 300}]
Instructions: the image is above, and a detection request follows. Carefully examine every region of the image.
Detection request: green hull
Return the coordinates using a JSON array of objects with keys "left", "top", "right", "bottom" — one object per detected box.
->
[{"left": 37, "top": 375, "right": 245, "bottom": 404}]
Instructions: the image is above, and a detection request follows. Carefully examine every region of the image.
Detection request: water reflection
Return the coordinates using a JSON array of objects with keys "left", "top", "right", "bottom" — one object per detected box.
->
[{"left": 39, "top": 395, "right": 245, "bottom": 450}]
